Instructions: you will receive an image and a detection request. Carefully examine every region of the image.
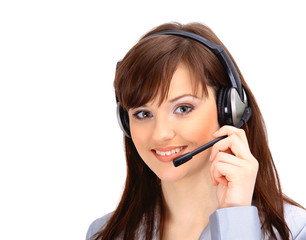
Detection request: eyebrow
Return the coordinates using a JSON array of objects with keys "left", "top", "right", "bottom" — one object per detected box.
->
[
  {"left": 130, "top": 94, "right": 201, "bottom": 111},
  {"left": 169, "top": 94, "right": 201, "bottom": 103}
]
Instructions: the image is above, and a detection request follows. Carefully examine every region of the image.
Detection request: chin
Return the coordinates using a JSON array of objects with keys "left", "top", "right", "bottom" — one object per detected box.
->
[
  {"left": 152, "top": 162, "right": 195, "bottom": 183},
  {"left": 142, "top": 149, "right": 211, "bottom": 183},
  {"left": 153, "top": 157, "right": 210, "bottom": 184},
  {"left": 157, "top": 171, "right": 183, "bottom": 182}
]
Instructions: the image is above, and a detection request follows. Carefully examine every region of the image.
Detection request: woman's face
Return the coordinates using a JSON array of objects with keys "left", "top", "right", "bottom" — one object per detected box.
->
[{"left": 128, "top": 64, "right": 220, "bottom": 182}]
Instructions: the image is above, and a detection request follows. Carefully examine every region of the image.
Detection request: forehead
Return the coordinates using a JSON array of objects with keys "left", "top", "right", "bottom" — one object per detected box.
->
[{"left": 164, "top": 64, "right": 204, "bottom": 101}]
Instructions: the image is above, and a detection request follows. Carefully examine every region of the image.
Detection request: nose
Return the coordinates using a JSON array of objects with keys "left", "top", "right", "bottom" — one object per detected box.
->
[{"left": 151, "top": 114, "right": 176, "bottom": 143}]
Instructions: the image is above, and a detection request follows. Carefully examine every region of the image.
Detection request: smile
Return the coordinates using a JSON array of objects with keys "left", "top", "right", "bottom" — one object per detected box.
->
[
  {"left": 155, "top": 147, "right": 184, "bottom": 156},
  {"left": 152, "top": 146, "right": 187, "bottom": 162}
]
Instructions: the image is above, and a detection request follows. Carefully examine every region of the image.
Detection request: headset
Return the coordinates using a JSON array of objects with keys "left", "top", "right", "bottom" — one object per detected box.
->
[{"left": 115, "top": 30, "right": 252, "bottom": 167}]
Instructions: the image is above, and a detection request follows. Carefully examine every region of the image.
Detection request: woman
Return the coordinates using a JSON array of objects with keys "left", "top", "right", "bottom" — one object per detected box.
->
[{"left": 86, "top": 22, "right": 306, "bottom": 239}]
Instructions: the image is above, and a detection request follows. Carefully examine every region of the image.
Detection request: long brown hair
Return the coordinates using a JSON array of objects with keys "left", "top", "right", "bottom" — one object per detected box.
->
[{"left": 93, "top": 22, "right": 301, "bottom": 240}]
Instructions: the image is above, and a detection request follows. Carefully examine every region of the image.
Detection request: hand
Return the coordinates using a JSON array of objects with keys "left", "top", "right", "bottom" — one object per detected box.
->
[{"left": 209, "top": 126, "right": 259, "bottom": 208}]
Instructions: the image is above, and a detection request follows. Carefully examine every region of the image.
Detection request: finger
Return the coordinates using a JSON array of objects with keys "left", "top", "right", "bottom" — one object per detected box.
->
[
  {"left": 214, "top": 125, "right": 248, "bottom": 145},
  {"left": 210, "top": 152, "right": 245, "bottom": 185},
  {"left": 209, "top": 134, "right": 251, "bottom": 162},
  {"left": 211, "top": 158, "right": 240, "bottom": 186},
  {"left": 210, "top": 151, "right": 258, "bottom": 186}
]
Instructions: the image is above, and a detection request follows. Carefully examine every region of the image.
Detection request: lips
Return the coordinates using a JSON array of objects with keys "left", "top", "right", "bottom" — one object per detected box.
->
[
  {"left": 152, "top": 146, "right": 187, "bottom": 162},
  {"left": 155, "top": 146, "right": 184, "bottom": 156}
]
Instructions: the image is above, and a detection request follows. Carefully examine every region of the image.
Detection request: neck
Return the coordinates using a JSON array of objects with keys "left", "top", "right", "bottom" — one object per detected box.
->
[{"left": 161, "top": 169, "right": 219, "bottom": 228}]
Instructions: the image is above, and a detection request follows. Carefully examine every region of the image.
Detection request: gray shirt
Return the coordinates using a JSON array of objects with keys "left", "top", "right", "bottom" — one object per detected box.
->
[{"left": 86, "top": 204, "right": 306, "bottom": 239}]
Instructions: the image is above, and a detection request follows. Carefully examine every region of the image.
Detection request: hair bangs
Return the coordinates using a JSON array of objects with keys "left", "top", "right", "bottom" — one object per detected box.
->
[
  {"left": 115, "top": 32, "right": 224, "bottom": 111},
  {"left": 115, "top": 37, "right": 183, "bottom": 110}
]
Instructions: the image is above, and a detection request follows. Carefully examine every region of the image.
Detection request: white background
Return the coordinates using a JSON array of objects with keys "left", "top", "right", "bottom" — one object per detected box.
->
[{"left": 0, "top": 1, "right": 305, "bottom": 239}]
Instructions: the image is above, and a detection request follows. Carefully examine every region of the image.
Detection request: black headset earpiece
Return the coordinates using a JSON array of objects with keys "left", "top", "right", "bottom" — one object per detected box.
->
[
  {"left": 115, "top": 61, "right": 132, "bottom": 137},
  {"left": 115, "top": 30, "right": 250, "bottom": 138},
  {"left": 116, "top": 98, "right": 131, "bottom": 138},
  {"left": 217, "top": 87, "right": 248, "bottom": 127},
  {"left": 217, "top": 87, "right": 227, "bottom": 126}
]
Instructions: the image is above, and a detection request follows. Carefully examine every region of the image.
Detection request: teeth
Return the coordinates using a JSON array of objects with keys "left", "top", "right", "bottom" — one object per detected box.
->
[{"left": 155, "top": 147, "right": 184, "bottom": 156}]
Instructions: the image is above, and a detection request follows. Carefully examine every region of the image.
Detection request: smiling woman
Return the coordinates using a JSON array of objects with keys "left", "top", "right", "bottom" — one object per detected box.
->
[
  {"left": 128, "top": 65, "right": 219, "bottom": 183},
  {"left": 86, "top": 22, "right": 306, "bottom": 240}
]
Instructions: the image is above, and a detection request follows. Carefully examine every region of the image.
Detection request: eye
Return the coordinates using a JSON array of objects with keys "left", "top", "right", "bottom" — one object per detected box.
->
[
  {"left": 133, "top": 110, "right": 153, "bottom": 120},
  {"left": 174, "top": 105, "right": 193, "bottom": 114}
]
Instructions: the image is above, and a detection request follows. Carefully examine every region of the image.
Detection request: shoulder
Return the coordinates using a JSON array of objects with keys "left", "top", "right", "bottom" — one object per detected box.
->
[
  {"left": 86, "top": 212, "right": 113, "bottom": 240},
  {"left": 283, "top": 203, "right": 306, "bottom": 238}
]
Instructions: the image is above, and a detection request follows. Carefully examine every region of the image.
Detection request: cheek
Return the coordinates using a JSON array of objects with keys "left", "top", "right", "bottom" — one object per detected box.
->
[
  {"left": 185, "top": 103, "right": 219, "bottom": 144},
  {"left": 130, "top": 122, "right": 151, "bottom": 155}
]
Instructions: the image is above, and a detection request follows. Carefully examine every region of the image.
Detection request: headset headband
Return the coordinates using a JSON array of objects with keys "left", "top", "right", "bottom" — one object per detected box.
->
[
  {"left": 144, "top": 30, "right": 244, "bottom": 101},
  {"left": 116, "top": 29, "right": 250, "bottom": 138}
]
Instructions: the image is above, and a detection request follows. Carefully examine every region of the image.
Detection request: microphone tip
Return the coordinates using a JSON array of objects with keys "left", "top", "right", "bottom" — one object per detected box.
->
[{"left": 173, "top": 153, "right": 193, "bottom": 167}]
